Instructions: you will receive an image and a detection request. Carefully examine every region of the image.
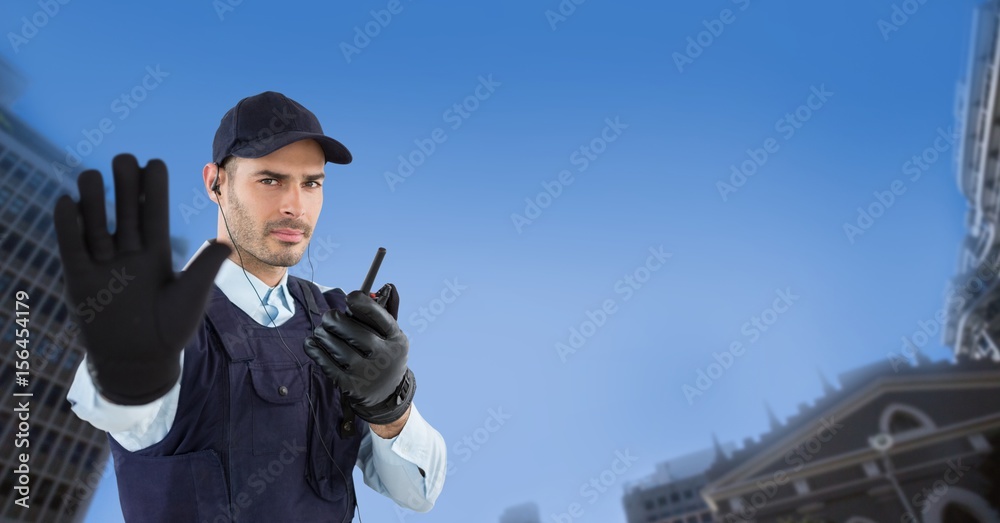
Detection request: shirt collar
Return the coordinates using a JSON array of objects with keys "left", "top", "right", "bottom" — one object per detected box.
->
[{"left": 184, "top": 240, "right": 295, "bottom": 319}]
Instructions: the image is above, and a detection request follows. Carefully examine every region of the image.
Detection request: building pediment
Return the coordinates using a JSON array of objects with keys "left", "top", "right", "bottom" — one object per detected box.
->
[{"left": 702, "top": 364, "right": 1000, "bottom": 505}]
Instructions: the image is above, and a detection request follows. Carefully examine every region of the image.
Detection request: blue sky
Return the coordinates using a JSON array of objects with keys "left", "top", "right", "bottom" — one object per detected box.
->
[{"left": 0, "top": 0, "right": 982, "bottom": 521}]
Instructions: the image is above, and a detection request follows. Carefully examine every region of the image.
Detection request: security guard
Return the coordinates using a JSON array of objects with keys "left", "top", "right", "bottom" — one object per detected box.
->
[{"left": 60, "top": 92, "right": 446, "bottom": 522}]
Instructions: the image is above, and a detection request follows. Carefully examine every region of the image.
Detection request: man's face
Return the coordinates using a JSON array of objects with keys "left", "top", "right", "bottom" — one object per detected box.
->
[{"left": 222, "top": 139, "right": 325, "bottom": 268}]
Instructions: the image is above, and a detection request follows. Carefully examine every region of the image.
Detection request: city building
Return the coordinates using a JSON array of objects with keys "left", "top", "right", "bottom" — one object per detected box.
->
[
  {"left": 696, "top": 3, "right": 1000, "bottom": 521},
  {"left": 623, "top": 445, "right": 734, "bottom": 523},
  {"left": 945, "top": 0, "right": 1000, "bottom": 363},
  {"left": 700, "top": 360, "right": 1000, "bottom": 522},
  {"left": 0, "top": 56, "right": 186, "bottom": 522}
]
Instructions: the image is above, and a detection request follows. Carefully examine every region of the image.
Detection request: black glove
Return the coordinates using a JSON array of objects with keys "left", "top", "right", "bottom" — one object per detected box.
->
[
  {"left": 304, "top": 283, "right": 415, "bottom": 425},
  {"left": 53, "top": 154, "right": 231, "bottom": 405}
]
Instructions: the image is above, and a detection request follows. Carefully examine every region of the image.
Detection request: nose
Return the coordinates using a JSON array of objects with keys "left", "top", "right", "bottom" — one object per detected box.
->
[{"left": 280, "top": 185, "right": 305, "bottom": 218}]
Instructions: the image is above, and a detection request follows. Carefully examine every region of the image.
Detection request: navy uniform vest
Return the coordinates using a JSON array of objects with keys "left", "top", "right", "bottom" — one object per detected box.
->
[{"left": 107, "top": 276, "right": 369, "bottom": 523}]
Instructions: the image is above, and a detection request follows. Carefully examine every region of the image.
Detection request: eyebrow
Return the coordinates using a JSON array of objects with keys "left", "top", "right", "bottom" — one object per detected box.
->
[{"left": 250, "top": 169, "right": 325, "bottom": 182}]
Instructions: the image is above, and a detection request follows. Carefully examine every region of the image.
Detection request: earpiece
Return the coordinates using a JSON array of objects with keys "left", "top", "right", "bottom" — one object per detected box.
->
[{"left": 212, "top": 161, "right": 222, "bottom": 195}]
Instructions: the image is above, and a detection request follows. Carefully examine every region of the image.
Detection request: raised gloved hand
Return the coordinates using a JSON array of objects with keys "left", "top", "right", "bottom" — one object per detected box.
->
[
  {"left": 53, "top": 154, "right": 231, "bottom": 405},
  {"left": 304, "top": 283, "right": 415, "bottom": 425}
]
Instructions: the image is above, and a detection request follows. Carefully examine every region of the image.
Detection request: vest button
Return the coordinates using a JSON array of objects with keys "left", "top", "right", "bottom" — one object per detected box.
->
[{"left": 278, "top": 386, "right": 288, "bottom": 396}]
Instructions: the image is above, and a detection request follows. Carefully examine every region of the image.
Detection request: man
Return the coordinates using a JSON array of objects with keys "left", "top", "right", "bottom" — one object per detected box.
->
[{"left": 59, "top": 91, "right": 446, "bottom": 522}]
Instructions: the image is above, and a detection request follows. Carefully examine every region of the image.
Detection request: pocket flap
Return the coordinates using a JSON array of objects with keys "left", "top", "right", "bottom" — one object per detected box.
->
[{"left": 248, "top": 363, "right": 306, "bottom": 404}]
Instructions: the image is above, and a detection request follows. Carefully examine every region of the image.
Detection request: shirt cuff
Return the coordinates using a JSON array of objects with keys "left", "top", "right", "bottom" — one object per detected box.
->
[
  {"left": 66, "top": 353, "right": 180, "bottom": 449},
  {"left": 367, "top": 402, "right": 447, "bottom": 510}
]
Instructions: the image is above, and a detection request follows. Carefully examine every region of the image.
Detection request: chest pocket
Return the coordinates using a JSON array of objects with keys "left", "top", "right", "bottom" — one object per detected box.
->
[{"left": 247, "top": 362, "right": 309, "bottom": 455}]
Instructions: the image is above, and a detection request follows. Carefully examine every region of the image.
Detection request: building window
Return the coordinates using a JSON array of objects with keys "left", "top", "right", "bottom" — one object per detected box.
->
[
  {"left": 62, "top": 349, "right": 80, "bottom": 372},
  {"left": 36, "top": 478, "right": 54, "bottom": 510},
  {"left": 31, "top": 247, "right": 48, "bottom": 270},
  {"left": 84, "top": 447, "right": 101, "bottom": 471},
  {"left": 44, "top": 383, "right": 63, "bottom": 408},
  {"left": 645, "top": 499, "right": 654, "bottom": 511},
  {"left": 70, "top": 440, "right": 86, "bottom": 465},
  {"left": 0, "top": 154, "right": 16, "bottom": 176},
  {"left": 879, "top": 404, "right": 935, "bottom": 436},
  {"left": 55, "top": 304, "right": 67, "bottom": 323},
  {"left": 32, "top": 210, "right": 50, "bottom": 235},
  {"left": 18, "top": 203, "right": 40, "bottom": 228},
  {"left": 6, "top": 194, "right": 26, "bottom": 215},
  {"left": 40, "top": 295, "right": 56, "bottom": 318},
  {"left": 41, "top": 179, "right": 59, "bottom": 200},
  {"left": 889, "top": 412, "right": 921, "bottom": 433},
  {"left": 16, "top": 240, "right": 34, "bottom": 263},
  {"left": 0, "top": 271, "right": 12, "bottom": 295},
  {"left": 45, "top": 257, "right": 61, "bottom": 277}
]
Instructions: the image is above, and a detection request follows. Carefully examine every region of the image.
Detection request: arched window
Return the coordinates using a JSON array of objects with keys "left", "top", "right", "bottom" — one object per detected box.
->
[
  {"left": 921, "top": 487, "right": 1000, "bottom": 523},
  {"left": 889, "top": 410, "right": 923, "bottom": 434},
  {"left": 879, "top": 404, "right": 935, "bottom": 436}
]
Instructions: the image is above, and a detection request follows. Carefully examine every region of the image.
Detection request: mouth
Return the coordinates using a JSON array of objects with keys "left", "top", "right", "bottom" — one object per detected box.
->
[{"left": 270, "top": 229, "right": 305, "bottom": 243}]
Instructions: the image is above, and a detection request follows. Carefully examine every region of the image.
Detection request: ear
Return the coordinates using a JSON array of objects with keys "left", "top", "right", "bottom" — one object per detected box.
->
[{"left": 202, "top": 163, "right": 220, "bottom": 204}]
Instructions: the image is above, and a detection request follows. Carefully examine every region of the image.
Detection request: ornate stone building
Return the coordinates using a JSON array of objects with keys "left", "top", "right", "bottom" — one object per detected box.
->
[
  {"left": 700, "top": 361, "right": 1000, "bottom": 522},
  {"left": 945, "top": 0, "right": 1000, "bottom": 364}
]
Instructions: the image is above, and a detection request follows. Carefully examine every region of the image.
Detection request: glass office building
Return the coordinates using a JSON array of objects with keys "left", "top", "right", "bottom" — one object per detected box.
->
[{"left": 0, "top": 56, "right": 186, "bottom": 523}]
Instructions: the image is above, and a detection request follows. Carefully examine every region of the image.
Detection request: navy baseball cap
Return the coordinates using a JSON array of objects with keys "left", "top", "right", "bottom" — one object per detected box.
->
[{"left": 212, "top": 91, "right": 352, "bottom": 166}]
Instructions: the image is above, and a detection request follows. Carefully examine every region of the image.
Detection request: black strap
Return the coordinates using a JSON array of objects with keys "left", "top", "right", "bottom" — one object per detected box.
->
[
  {"left": 296, "top": 277, "right": 321, "bottom": 331},
  {"left": 295, "top": 277, "right": 358, "bottom": 437}
]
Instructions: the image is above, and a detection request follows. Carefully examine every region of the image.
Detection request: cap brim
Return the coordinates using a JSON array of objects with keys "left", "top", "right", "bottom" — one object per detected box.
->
[{"left": 231, "top": 130, "right": 352, "bottom": 165}]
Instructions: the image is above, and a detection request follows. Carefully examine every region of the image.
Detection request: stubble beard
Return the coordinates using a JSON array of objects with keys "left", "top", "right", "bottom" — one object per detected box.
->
[{"left": 226, "top": 185, "right": 309, "bottom": 270}]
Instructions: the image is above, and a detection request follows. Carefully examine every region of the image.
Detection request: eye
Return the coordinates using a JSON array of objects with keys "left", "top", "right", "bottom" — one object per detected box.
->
[
  {"left": 306, "top": 181, "right": 322, "bottom": 188},
  {"left": 259, "top": 178, "right": 278, "bottom": 186}
]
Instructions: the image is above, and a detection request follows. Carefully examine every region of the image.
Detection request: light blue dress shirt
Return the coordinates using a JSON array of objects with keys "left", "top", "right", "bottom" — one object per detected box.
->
[{"left": 66, "top": 240, "right": 447, "bottom": 513}]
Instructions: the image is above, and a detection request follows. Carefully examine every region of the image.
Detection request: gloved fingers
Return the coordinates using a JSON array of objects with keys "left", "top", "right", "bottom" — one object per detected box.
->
[
  {"left": 316, "top": 310, "right": 393, "bottom": 359},
  {"left": 374, "top": 283, "right": 399, "bottom": 320},
  {"left": 77, "top": 169, "right": 115, "bottom": 262},
  {"left": 112, "top": 154, "right": 142, "bottom": 254},
  {"left": 345, "top": 290, "right": 398, "bottom": 337},
  {"left": 140, "top": 157, "right": 172, "bottom": 255},
  {"left": 53, "top": 195, "right": 93, "bottom": 274},
  {"left": 163, "top": 242, "right": 230, "bottom": 346},
  {"left": 304, "top": 335, "right": 356, "bottom": 375},
  {"left": 311, "top": 314, "right": 374, "bottom": 363}
]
